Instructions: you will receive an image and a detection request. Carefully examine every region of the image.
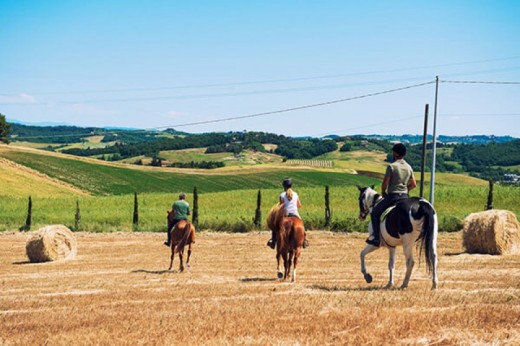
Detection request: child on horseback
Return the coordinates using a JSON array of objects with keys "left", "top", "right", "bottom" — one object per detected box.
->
[
  {"left": 367, "top": 143, "right": 417, "bottom": 247},
  {"left": 164, "top": 192, "right": 190, "bottom": 246},
  {"left": 267, "top": 178, "right": 309, "bottom": 249}
]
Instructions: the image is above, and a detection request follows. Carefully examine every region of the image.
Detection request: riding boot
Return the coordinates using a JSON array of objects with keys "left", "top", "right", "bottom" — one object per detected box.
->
[
  {"left": 164, "top": 230, "right": 171, "bottom": 247},
  {"left": 367, "top": 219, "right": 381, "bottom": 247},
  {"left": 266, "top": 229, "right": 276, "bottom": 249}
]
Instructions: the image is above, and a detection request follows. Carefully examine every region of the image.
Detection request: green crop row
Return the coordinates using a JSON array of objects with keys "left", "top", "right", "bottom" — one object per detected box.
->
[{"left": 2, "top": 185, "right": 518, "bottom": 233}]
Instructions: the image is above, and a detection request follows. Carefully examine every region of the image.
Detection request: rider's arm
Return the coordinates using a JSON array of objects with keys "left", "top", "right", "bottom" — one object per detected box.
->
[
  {"left": 407, "top": 175, "right": 417, "bottom": 191},
  {"left": 296, "top": 198, "right": 302, "bottom": 208},
  {"left": 381, "top": 175, "right": 391, "bottom": 197}
]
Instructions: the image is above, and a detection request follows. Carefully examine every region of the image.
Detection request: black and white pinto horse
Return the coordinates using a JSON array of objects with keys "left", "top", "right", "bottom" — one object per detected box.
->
[{"left": 357, "top": 186, "right": 438, "bottom": 289}]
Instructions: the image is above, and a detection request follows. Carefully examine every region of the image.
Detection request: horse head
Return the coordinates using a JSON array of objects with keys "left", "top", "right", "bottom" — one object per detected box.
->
[
  {"left": 357, "top": 185, "right": 376, "bottom": 221},
  {"left": 167, "top": 210, "right": 174, "bottom": 231}
]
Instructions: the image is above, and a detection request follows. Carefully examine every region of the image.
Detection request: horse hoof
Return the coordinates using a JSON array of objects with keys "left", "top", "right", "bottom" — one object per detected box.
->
[
  {"left": 186, "top": 264, "right": 191, "bottom": 269},
  {"left": 364, "top": 273, "right": 373, "bottom": 283},
  {"left": 277, "top": 272, "right": 283, "bottom": 279}
]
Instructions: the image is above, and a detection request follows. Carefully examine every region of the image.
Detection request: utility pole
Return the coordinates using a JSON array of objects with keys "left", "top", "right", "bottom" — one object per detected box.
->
[
  {"left": 429, "top": 76, "right": 440, "bottom": 205},
  {"left": 420, "top": 104, "right": 429, "bottom": 198}
]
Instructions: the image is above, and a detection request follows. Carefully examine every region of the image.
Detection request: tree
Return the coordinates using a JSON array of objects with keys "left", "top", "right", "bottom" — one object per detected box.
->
[
  {"left": 133, "top": 192, "right": 139, "bottom": 230},
  {"left": 74, "top": 199, "right": 81, "bottom": 231},
  {"left": 324, "top": 185, "right": 331, "bottom": 227},
  {"left": 192, "top": 186, "right": 199, "bottom": 228},
  {"left": 486, "top": 179, "right": 494, "bottom": 210},
  {"left": 0, "top": 114, "right": 11, "bottom": 144},
  {"left": 20, "top": 196, "right": 32, "bottom": 231},
  {"left": 254, "top": 190, "right": 262, "bottom": 228}
]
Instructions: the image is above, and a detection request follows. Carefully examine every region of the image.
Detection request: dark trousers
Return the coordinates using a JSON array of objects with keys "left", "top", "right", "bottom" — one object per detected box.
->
[{"left": 371, "top": 193, "right": 408, "bottom": 239}]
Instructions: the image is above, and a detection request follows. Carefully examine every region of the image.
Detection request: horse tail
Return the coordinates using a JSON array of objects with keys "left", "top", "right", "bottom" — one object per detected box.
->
[
  {"left": 279, "top": 218, "right": 293, "bottom": 248},
  {"left": 418, "top": 200, "right": 438, "bottom": 274},
  {"left": 175, "top": 222, "right": 193, "bottom": 254}
]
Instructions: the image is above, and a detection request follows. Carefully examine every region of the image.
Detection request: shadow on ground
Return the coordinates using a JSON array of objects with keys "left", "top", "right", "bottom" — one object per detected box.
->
[
  {"left": 240, "top": 277, "right": 277, "bottom": 282},
  {"left": 132, "top": 269, "right": 174, "bottom": 275}
]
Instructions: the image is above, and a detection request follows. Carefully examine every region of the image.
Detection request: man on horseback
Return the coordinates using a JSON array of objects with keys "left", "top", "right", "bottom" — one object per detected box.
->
[
  {"left": 367, "top": 143, "right": 417, "bottom": 247},
  {"left": 267, "top": 178, "right": 309, "bottom": 249},
  {"left": 164, "top": 192, "right": 190, "bottom": 246}
]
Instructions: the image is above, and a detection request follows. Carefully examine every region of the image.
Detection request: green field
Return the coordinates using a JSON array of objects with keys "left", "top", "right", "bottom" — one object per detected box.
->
[
  {"left": 0, "top": 150, "right": 377, "bottom": 195},
  {"left": 1, "top": 145, "right": 518, "bottom": 233},
  {"left": 2, "top": 185, "right": 518, "bottom": 233}
]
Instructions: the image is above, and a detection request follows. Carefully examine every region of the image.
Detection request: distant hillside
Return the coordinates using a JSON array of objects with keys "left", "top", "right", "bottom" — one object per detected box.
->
[{"left": 353, "top": 134, "right": 517, "bottom": 145}]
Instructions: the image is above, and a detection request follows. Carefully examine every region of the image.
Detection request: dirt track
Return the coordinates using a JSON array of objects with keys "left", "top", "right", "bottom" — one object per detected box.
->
[{"left": 1, "top": 231, "right": 519, "bottom": 345}]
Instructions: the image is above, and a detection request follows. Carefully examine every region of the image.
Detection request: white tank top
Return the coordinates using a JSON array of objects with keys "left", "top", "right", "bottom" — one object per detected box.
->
[{"left": 280, "top": 191, "right": 300, "bottom": 217}]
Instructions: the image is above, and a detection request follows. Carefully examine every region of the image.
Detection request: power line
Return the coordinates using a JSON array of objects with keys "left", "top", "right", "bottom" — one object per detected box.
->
[
  {"left": 441, "top": 80, "right": 520, "bottom": 84},
  {"left": 148, "top": 81, "right": 436, "bottom": 129},
  {"left": 1, "top": 55, "right": 519, "bottom": 96}
]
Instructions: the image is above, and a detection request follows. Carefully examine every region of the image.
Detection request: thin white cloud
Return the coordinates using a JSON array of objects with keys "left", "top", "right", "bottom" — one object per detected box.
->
[
  {"left": 165, "top": 110, "right": 185, "bottom": 118},
  {"left": 0, "top": 93, "right": 37, "bottom": 104}
]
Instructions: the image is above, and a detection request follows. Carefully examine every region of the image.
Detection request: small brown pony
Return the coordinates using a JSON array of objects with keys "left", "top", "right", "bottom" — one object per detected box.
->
[
  {"left": 167, "top": 210, "right": 196, "bottom": 272},
  {"left": 267, "top": 204, "right": 305, "bottom": 282}
]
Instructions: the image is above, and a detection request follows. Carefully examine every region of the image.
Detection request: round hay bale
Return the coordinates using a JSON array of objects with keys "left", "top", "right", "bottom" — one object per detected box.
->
[
  {"left": 25, "top": 225, "right": 77, "bottom": 263},
  {"left": 462, "top": 210, "right": 520, "bottom": 255}
]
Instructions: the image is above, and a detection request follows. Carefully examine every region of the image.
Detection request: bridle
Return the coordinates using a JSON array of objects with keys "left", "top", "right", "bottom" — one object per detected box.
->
[{"left": 358, "top": 189, "right": 381, "bottom": 221}]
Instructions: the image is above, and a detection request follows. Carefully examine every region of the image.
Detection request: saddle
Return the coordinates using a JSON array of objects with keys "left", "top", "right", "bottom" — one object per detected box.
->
[{"left": 380, "top": 206, "right": 396, "bottom": 222}]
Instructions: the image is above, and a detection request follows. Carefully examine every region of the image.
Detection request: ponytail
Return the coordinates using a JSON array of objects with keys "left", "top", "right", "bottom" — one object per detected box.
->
[{"left": 286, "top": 188, "right": 294, "bottom": 201}]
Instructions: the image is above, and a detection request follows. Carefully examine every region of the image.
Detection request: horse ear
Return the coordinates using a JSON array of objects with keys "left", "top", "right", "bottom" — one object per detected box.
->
[
  {"left": 370, "top": 185, "right": 375, "bottom": 190},
  {"left": 357, "top": 185, "right": 363, "bottom": 191}
]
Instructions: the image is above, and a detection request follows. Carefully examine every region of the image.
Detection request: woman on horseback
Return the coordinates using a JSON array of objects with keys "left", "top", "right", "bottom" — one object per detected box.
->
[
  {"left": 367, "top": 143, "right": 417, "bottom": 247},
  {"left": 267, "top": 178, "right": 309, "bottom": 249}
]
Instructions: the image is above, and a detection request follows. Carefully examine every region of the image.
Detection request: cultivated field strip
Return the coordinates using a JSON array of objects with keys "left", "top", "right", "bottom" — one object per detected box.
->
[{"left": 1, "top": 232, "right": 519, "bottom": 345}]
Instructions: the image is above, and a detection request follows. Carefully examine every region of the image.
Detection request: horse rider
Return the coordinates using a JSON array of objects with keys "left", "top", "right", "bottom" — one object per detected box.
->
[
  {"left": 267, "top": 178, "right": 309, "bottom": 249},
  {"left": 164, "top": 192, "right": 191, "bottom": 246},
  {"left": 367, "top": 143, "right": 417, "bottom": 247}
]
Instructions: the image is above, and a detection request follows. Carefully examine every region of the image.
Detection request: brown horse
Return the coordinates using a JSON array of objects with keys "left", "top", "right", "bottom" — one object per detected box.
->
[
  {"left": 167, "top": 211, "right": 196, "bottom": 272},
  {"left": 267, "top": 204, "right": 306, "bottom": 282}
]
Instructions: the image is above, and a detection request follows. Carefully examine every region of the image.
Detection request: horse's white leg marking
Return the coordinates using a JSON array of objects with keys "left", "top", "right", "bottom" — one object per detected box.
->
[
  {"left": 385, "top": 247, "right": 396, "bottom": 289},
  {"left": 360, "top": 244, "right": 378, "bottom": 283},
  {"left": 400, "top": 238, "right": 415, "bottom": 289}
]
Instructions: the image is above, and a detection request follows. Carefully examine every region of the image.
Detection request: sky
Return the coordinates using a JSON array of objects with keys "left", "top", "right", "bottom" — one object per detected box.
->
[{"left": 1, "top": 0, "right": 520, "bottom": 137}]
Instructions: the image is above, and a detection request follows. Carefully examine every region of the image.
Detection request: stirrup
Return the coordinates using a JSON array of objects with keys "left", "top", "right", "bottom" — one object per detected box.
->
[
  {"left": 303, "top": 239, "right": 309, "bottom": 248},
  {"left": 266, "top": 239, "right": 275, "bottom": 249},
  {"left": 164, "top": 241, "right": 170, "bottom": 247}
]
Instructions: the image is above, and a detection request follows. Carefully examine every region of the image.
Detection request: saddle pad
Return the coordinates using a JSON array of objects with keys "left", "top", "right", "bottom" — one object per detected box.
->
[{"left": 381, "top": 206, "right": 396, "bottom": 222}]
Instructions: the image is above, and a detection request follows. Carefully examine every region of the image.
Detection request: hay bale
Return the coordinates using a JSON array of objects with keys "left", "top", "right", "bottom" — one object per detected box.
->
[
  {"left": 462, "top": 210, "right": 520, "bottom": 255},
  {"left": 26, "top": 225, "right": 77, "bottom": 263}
]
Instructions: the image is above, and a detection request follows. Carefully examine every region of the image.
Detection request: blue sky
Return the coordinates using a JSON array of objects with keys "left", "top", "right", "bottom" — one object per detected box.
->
[{"left": 1, "top": 0, "right": 520, "bottom": 137}]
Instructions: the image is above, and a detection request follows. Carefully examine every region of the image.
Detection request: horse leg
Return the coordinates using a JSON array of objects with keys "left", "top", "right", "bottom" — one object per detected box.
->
[
  {"left": 400, "top": 240, "right": 415, "bottom": 289},
  {"left": 168, "top": 246, "right": 174, "bottom": 271},
  {"left": 178, "top": 250, "right": 184, "bottom": 272},
  {"left": 360, "top": 244, "right": 378, "bottom": 283},
  {"left": 282, "top": 251, "right": 289, "bottom": 280},
  {"left": 287, "top": 249, "right": 294, "bottom": 282},
  {"left": 385, "top": 247, "right": 396, "bottom": 289},
  {"left": 186, "top": 243, "right": 192, "bottom": 270},
  {"left": 276, "top": 249, "right": 283, "bottom": 279},
  {"left": 292, "top": 247, "right": 301, "bottom": 283}
]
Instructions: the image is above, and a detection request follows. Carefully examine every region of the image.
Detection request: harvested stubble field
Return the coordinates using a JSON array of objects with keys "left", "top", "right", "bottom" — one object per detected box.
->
[{"left": 1, "top": 231, "right": 519, "bottom": 345}]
